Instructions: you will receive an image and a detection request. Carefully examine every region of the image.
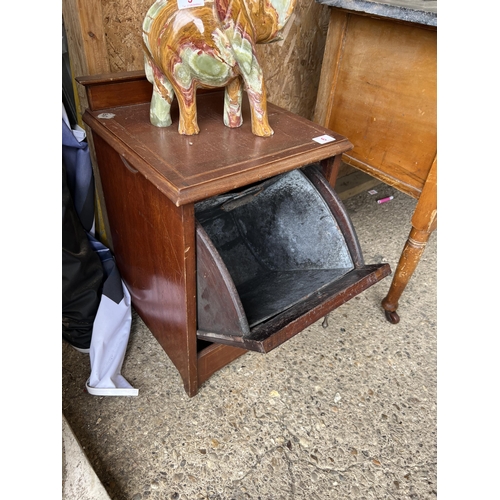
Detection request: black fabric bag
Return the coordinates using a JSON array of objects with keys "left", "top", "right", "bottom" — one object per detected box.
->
[{"left": 62, "top": 161, "right": 104, "bottom": 350}]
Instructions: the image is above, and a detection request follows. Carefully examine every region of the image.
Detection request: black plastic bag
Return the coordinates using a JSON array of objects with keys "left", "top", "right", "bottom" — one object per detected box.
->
[{"left": 62, "top": 161, "right": 104, "bottom": 351}]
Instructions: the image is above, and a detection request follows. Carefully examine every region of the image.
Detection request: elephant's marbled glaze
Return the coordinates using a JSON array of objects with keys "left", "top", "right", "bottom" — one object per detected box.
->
[{"left": 142, "top": 0, "right": 296, "bottom": 136}]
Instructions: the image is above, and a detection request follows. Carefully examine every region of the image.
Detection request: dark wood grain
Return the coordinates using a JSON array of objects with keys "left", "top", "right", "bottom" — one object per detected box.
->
[
  {"left": 92, "top": 133, "right": 199, "bottom": 396},
  {"left": 80, "top": 74, "right": 353, "bottom": 206},
  {"left": 197, "top": 343, "right": 248, "bottom": 387},
  {"left": 196, "top": 222, "right": 250, "bottom": 337}
]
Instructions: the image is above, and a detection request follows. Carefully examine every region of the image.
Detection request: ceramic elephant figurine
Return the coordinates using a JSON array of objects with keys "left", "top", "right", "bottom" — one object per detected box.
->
[{"left": 142, "top": 0, "right": 296, "bottom": 136}]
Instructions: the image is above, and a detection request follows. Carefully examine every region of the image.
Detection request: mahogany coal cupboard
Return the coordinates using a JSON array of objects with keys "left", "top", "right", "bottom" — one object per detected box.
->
[{"left": 78, "top": 71, "right": 391, "bottom": 397}]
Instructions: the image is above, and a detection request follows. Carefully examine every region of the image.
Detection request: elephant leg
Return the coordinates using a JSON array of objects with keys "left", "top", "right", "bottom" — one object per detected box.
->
[
  {"left": 145, "top": 54, "right": 154, "bottom": 84},
  {"left": 245, "top": 69, "right": 274, "bottom": 137},
  {"left": 145, "top": 56, "right": 174, "bottom": 127},
  {"left": 224, "top": 77, "right": 243, "bottom": 128},
  {"left": 172, "top": 81, "right": 199, "bottom": 135},
  {"left": 237, "top": 56, "right": 273, "bottom": 137},
  {"left": 150, "top": 83, "right": 174, "bottom": 127}
]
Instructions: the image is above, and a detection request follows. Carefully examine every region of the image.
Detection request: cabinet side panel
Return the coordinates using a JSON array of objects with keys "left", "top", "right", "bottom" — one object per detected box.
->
[{"left": 92, "top": 133, "right": 198, "bottom": 395}]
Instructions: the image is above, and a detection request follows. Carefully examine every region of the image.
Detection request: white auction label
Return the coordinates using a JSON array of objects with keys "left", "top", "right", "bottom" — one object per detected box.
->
[
  {"left": 312, "top": 134, "right": 336, "bottom": 144},
  {"left": 177, "top": 0, "right": 204, "bottom": 8}
]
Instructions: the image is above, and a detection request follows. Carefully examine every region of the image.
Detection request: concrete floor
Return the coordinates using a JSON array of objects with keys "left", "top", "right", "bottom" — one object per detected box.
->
[{"left": 62, "top": 181, "right": 437, "bottom": 500}]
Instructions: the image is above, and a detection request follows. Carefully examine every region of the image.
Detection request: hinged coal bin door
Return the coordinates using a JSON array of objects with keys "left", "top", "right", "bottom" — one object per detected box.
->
[{"left": 195, "top": 165, "right": 391, "bottom": 353}]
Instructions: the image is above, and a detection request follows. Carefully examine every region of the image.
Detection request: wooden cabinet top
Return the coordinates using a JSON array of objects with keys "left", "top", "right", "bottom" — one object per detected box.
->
[
  {"left": 315, "top": 0, "right": 437, "bottom": 26},
  {"left": 82, "top": 85, "right": 352, "bottom": 206}
]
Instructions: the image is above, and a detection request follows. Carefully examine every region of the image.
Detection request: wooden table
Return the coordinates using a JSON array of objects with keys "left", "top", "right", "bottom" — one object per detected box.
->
[
  {"left": 313, "top": 0, "right": 437, "bottom": 323},
  {"left": 77, "top": 71, "right": 390, "bottom": 396}
]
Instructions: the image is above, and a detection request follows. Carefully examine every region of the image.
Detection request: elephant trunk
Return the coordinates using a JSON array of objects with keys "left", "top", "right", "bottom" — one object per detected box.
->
[{"left": 248, "top": 0, "right": 297, "bottom": 44}]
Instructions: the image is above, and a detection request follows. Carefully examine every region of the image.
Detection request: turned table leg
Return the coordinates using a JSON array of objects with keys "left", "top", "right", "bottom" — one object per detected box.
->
[
  {"left": 381, "top": 227, "right": 432, "bottom": 323},
  {"left": 382, "top": 159, "right": 437, "bottom": 323}
]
